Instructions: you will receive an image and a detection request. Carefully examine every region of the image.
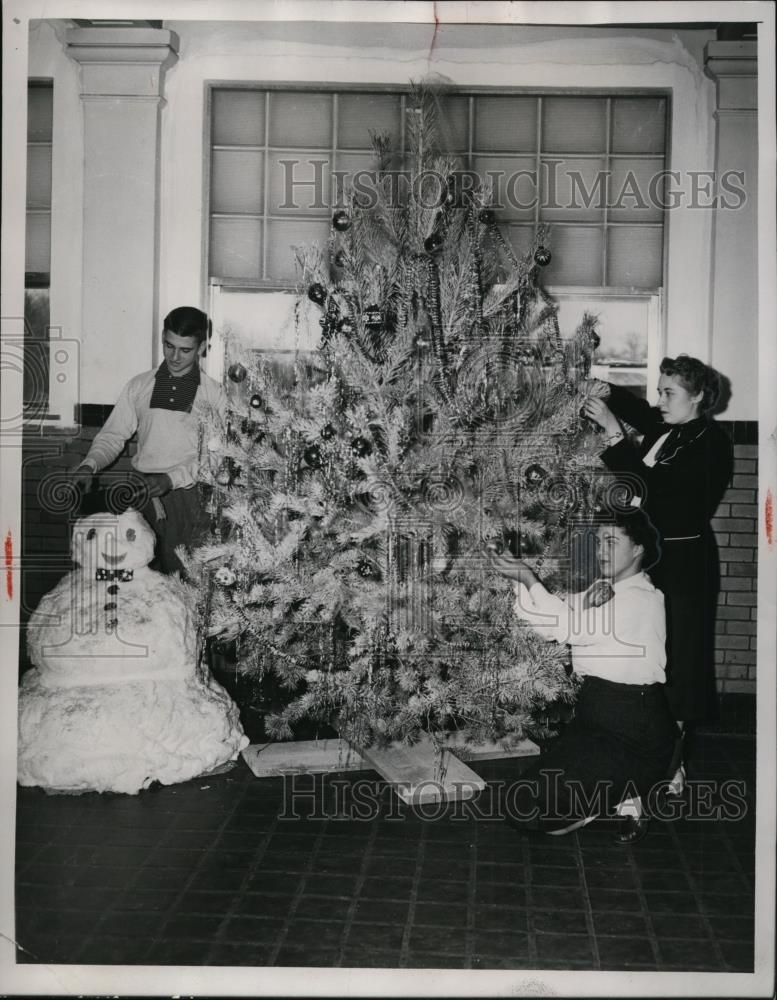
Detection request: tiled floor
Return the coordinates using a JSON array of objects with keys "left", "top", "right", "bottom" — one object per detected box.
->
[{"left": 14, "top": 733, "right": 755, "bottom": 971}]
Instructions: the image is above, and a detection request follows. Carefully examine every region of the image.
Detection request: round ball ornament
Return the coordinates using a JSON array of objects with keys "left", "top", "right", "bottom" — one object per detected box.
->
[
  {"left": 249, "top": 393, "right": 263, "bottom": 410},
  {"left": 308, "top": 283, "right": 327, "bottom": 306},
  {"left": 337, "top": 317, "right": 355, "bottom": 336},
  {"left": 228, "top": 363, "right": 248, "bottom": 384},
  {"left": 534, "top": 246, "right": 552, "bottom": 267},
  {"left": 320, "top": 423, "right": 336, "bottom": 441},
  {"left": 351, "top": 436, "right": 372, "bottom": 458},
  {"left": 357, "top": 559, "right": 378, "bottom": 579},
  {"left": 424, "top": 231, "right": 444, "bottom": 256},
  {"left": 525, "top": 463, "right": 548, "bottom": 488},
  {"left": 303, "top": 444, "right": 322, "bottom": 469},
  {"left": 484, "top": 538, "right": 504, "bottom": 555},
  {"left": 332, "top": 210, "right": 351, "bottom": 232},
  {"left": 590, "top": 330, "right": 601, "bottom": 350},
  {"left": 215, "top": 566, "right": 237, "bottom": 588},
  {"left": 479, "top": 208, "right": 496, "bottom": 226},
  {"left": 215, "top": 464, "right": 233, "bottom": 487},
  {"left": 334, "top": 250, "right": 348, "bottom": 269}
]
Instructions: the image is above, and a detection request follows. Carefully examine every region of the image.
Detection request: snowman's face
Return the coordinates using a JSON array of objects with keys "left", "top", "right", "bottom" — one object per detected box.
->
[{"left": 72, "top": 510, "right": 156, "bottom": 571}]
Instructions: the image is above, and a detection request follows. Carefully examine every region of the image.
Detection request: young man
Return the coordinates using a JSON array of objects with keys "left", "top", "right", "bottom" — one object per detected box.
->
[
  {"left": 71, "top": 306, "right": 226, "bottom": 576},
  {"left": 488, "top": 509, "right": 676, "bottom": 844}
]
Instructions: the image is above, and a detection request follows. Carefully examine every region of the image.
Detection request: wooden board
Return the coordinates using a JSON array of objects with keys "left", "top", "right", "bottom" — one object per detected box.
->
[
  {"left": 442, "top": 733, "right": 540, "bottom": 761},
  {"left": 357, "top": 733, "right": 486, "bottom": 804},
  {"left": 242, "top": 739, "right": 368, "bottom": 777}
]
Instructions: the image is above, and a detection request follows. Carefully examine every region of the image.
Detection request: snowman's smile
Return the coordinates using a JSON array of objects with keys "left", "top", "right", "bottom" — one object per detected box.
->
[{"left": 101, "top": 552, "right": 127, "bottom": 565}]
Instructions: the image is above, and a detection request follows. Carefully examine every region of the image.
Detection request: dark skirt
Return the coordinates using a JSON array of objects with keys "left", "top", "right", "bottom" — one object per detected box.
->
[
  {"left": 648, "top": 533, "right": 721, "bottom": 723},
  {"left": 512, "top": 676, "right": 677, "bottom": 824}
]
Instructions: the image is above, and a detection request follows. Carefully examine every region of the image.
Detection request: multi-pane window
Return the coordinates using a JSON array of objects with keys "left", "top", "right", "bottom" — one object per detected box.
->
[
  {"left": 209, "top": 88, "right": 667, "bottom": 289},
  {"left": 25, "top": 81, "right": 53, "bottom": 414}
]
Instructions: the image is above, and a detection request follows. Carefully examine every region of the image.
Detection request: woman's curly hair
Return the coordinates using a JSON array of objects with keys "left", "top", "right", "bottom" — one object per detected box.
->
[{"left": 660, "top": 354, "right": 720, "bottom": 414}]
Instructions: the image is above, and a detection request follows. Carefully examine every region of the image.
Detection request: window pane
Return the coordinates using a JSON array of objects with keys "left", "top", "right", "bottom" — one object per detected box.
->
[
  {"left": 474, "top": 96, "right": 538, "bottom": 152},
  {"left": 27, "top": 145, "right": 52, "bottom": 209},
  {"left": 268, "top": 152, "right": 331, "bottom": 215},
  {"left": 473, "top": 155, "right": 536, "bottom": 221},
  {"left": 211, "top": 89, "right": 265, "bottom": 146},
  {"left": 210, "top": 217, "right": 262, "bottom": 280},
  {"left": 612, "top": 98, "right": 666, "bottom": 154},
  {"left": 24, "top": 288, "right": 50, "bottom": 413},
  {"left": 333, "top": 152, "right": 380, "bottom": 205},
  {"left": 542, "top": 226, "right": 603, "bottom": 286},
  {"left": 540, "top": 157, "right": 606, "bottom": 222},
  {"left": 25, "top": 213, "right": 51, "bottom": 273},
  {"left": 542, "top": 97, "right": 607, "bottom": 154},
  {"left": 211, "top": 149, "right": 264, "bottom": 214},
  {"left": 27, "top": 85, "right": 53, "bottom": 141},
  {"left": 266, "top": 219, "right": 330, "bottom": 282},
  {"left": 338, "top": 93, "right": 401, "bottom": 150},
  {"left": 606, "top": 226, "right": 663, "bottom": 288},
  {"left": 608, "top": 157, "right": 664, "bottom": 223},
  {"left": 436, "top": 94, "right": 469, "bottom": 152},
  {"left": 269, "top": 93, "right": 332, "bottom": 148}
]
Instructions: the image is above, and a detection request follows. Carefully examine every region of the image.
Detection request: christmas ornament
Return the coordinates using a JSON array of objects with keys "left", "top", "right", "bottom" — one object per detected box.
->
[
  {"left": 525, "top": 463, "right": 548, "bottom": 488},
  {"left": 591, "top": 330, "right": 601, "bottom": 349},
  {"left": 484, "top": 539, "right": 504, "bottom": 555},
  {"left": 249, "top": 393, "right": 263, "bottom": 410},
  {"left": 332, "top": 210, "right": 351, "bottom": 232},
  {"left": 303, "top": 444, "right": 322, "bottom": 469},
  {"left": 337, "top": 317, "right": 355, "bottom": 336},
  {"left": 215, "top": 566, "right": 237, "bottom": 587},
  {"left": 334, "top": 250, "right": 348, "bottom": 268},
  {"left": 240, "top": 418, "right": 264, "bottom": 441},
  {"left": 351, "top": 436, "right": 372, "bottom": 458},
  {"left": 357, "top": 559, "right": 379, "bottom": 579},
  {"left": 424, "top": 231, "right": 444, "bottom": 256},
  {"left": 215, "top": 465, "right": 233, "bottom": 487},
  {"left": 228, "top": 363, "right": 247, "bottom": 384},
  {"left": 308, "top": 283, "right": 327, "bottom": 306},
  {"left": 479, "top": 208, "right": 495, "bottom": 225},
  {"left": 364, "top": 305, "right": 382, "bottom": 329},
  {"left": 534, "top": 246, "right": 552, "bottom": 267},
  {"left": 320, "top": 423, "right": 336, "bottom": 440}
]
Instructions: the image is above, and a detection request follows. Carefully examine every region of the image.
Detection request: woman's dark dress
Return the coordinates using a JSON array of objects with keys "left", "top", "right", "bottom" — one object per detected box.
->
[{"left": 599, "top": 385, "right": 734, "bottom": 722}]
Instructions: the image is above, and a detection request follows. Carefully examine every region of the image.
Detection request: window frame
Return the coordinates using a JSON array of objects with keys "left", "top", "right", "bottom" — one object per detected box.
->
[{"left": 204, "top": 81, "right": 672, "bottom": 294}]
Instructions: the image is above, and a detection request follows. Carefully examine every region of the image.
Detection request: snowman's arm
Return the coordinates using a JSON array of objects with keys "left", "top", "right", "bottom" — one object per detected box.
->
[{"left": 80, "top": 380, "right": 139, "bottom": 473}]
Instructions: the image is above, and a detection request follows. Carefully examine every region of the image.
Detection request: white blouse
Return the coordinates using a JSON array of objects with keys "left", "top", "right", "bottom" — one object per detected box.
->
[{"left": 513, "top": 571, "right": 667, "bottom": 685}]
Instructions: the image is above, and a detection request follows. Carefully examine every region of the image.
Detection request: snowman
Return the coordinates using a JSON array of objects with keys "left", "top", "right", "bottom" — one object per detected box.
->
[{"left": 18, "top": 509, "right": 248, "bottom": 794}]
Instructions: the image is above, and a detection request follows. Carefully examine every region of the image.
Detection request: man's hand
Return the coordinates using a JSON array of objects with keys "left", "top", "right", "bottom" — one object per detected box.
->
[
  {"left": 485, "top": 548, "right": 538, "bottom": 587},
  {"left": 139, "top": 472, "right": 173, "bottom": 499},
  {"left": 69, "top": 463, "right": 94, "bottom": 493}
]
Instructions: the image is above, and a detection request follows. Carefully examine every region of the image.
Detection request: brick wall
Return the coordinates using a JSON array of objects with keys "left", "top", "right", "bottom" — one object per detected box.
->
[
  {"left": 711, "top": 422, "right": 759, "bottom": 698},
  {"left": 19, "top": 418, "right": 760, "bottom": 703}
]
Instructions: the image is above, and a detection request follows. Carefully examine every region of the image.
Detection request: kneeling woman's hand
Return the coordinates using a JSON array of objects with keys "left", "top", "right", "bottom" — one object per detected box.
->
[{"left": 485, "top": 547, "right": 538, "bottom": 588}]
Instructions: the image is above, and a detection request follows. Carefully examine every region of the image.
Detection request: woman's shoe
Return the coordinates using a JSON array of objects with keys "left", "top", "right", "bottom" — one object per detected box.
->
[
  {"left": 667, "top": 763, "right": 686, "bottom": 797},
  {"left": 612, "top": 814, "right": 650, "bottom": 846}
]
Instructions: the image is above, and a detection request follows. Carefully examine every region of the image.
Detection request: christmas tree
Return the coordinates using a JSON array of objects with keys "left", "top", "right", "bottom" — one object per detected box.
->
[{"left": 185, "top": 84, "right": 608, "bottom": 752}]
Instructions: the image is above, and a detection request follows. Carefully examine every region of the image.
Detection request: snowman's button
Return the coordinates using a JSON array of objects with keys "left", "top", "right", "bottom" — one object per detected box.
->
[
  {"left": 104, "top": 602, "right": 117, "bottom": 611},
  {"left": 107, "top": 584, "right": 119, "bottom": 595},
  {"left": 108, "top": 618, "right": 119, "bottom": 627}
]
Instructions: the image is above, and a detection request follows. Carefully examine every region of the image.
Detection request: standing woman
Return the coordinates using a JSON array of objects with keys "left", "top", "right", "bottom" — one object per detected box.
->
[{"left": 583, "top": 355, "right": 733, "bottom": 789}]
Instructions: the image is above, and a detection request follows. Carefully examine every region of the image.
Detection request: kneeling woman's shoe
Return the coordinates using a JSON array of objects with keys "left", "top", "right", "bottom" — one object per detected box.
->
[{"left": 613, "top": 814, "right": 650, "bottom": 846}]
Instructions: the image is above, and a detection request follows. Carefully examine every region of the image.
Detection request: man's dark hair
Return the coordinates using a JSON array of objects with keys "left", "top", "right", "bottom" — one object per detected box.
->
[
  {"left": 163, "top": 306, "right": 210, "bottom": 348},
  {"left": 612, "top": 508, "right": 661, "bottom": 570}
]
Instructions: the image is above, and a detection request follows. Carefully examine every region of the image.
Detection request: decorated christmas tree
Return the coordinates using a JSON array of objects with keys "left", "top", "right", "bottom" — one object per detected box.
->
[{"left": 184, "top": 84, "right": 609, "bottom": 752}]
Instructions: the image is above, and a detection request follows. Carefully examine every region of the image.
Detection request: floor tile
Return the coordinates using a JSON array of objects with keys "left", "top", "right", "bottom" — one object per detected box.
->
[
  {"left": 405, "top": 950, "right": 467, "bottom": 968},
  {"left": 591, "top": 911, "right": 648, "bottom": 937},
  {"left": 474, "top": 906, "right": 530, "bottom": 932},
  {"left": 534, "top": 931, "right": 594, "bottom": 962},
  {"left": 359, "top": 876, "right": 413, "bottom": 899},
  {"left": 79, "top": 935, "right": 154, "bottom": 964},
  {"left": 205, "top": 941, "right": 273, "bottom": 966},
  {"left": 531, "top": 908, "right": 589, "bottom": 934},
  {"left": 408, "top": 923, "right": 468, "bottom": 954},
  {"left": 658, "top": 937, "right": 724, "bottom": 969},
  {"left": 596, "top": 935, "right": 656, "bottom": 966},
  {"left": 718, "top": 939, "right": 755, "bottom": 971},
  {"left": 353, "top": 899, "right": 409, "bottom": 924},
  {"left": 340, "top": 947, "right": 401, "bottom": 967},
  {"left": 344, "top": 921, "right": 405, "bottom": 951}
]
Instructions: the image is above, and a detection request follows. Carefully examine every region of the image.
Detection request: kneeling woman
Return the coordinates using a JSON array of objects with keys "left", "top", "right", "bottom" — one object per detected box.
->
[{"left": 488, "top": 510, "right": 676, "bottom": 844}]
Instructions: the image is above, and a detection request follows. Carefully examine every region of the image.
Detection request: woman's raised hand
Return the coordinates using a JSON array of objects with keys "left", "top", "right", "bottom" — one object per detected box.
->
[
  {"left": 582, "top": 396, "right": 620, "bottom": 434},
  {"left": 485, "top": 547, "right": 537, "bottom": 586}
]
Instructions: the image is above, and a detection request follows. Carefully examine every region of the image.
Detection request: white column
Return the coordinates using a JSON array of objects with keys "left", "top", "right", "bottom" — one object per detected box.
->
[
  {"left": 704, "top": 41, "right": 758, "bottom": 421},
  {"left": 66, "top": 27, "right": 178, "bottom": 405}
]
